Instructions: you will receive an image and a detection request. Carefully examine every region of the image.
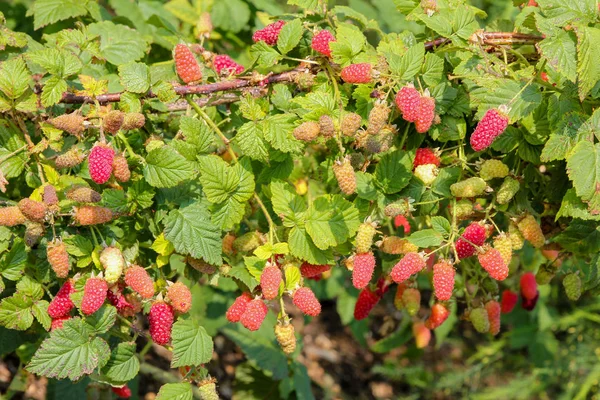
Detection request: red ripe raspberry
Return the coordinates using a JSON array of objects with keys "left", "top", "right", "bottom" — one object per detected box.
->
[
  {"left": 393, "top": 215, "right": 411, "bottom": 234},
  {"left": 352, "top": 252, "right": 376, "bottom": 289},
  {"left": 432, "top": 260, "right": 455, "bottom": 301},
  {"left": 51, "top": 316, "right": 71, "bottom": 331},
  {"left": 148, "top": 302, "right": 174, "bottom": 345},
  {"left": 395, "top": 85, "right": 421, "bottom": 122},
  {"left": 455, "top": 222, "right": 486, "bottom": 259},
  {"left": 112, "top": 385, "right": 132, "bottom": 399},
  {"left": 414, "top": 148, "right": 441, "bottom": 168},
  {"left": 213, "top": 55, "right": 244, "bottom": 75},
  {"left": 478, "top": 246, "right": 508, "bottom": 281},
  {"left": 390, "top": 252, "right": 426, "bottom": 283},
  {"left": 485, "top": 300, "right": 501, "bottom": 335},
  {"left": 540, "top": 71, "right": 548, "bottom": 81},
  {"left": 520, "top": 272, "right": 538, "bottom": 300},
  {"left": 293, "top": 287, "right": 321, "bottom": 316},
  {"left": 260, "top": 264, "right": 282, "bottom": 300},
  {"left": 521, "top": 291, "right": 539, "bottom": 311},
  {"left": 107, "top": 285, "right": 135, "bottom": 316},
  {"left": 252, "top": 20, "right": 285, "bottom": 45},
  {"left": 174, "top": 44, "right": 202, "bottom": 83},
  {"left": 226, "top": 293, "right": 253, "bottom": 322},
  {"left": 240, "top": 298, "right": 268, "bottom": 331},
  {"left": 340, "top": 63, "right": 372, "bottom": 84},
  {"left": 470, "top": 108, "right": 509, "bottom": 151},
  {"left": 167, "top": 282, "right": 192, "bottom": 313},
  {"left": 88, "top": 143, "right": 114, "bottom": 184},
  {"left": 311, "top": 29, "right": 335, "bottom": 57},
  {"left": 124, "top": 265, "right": 155, "bottom": 299},
  {"left": 48, "top": 280, "right": 75, "bottom": 318},
  {"left": 500, "top": 290, "right": 518, "bottom": 313},
  {"left": 413, "top": 321, "right": 431, "bottom": 349},
  {"left": 81, "top": 277, "right": 108, "bottom": 315},
  {"left": 300, "top": 262, "right": 331, "bottom": 278},
  {"left": 415, "top": 95, "right": 436, "bottom": 133},
  {"left": 425, "top": 303, "right": 449, "bottom": 330},
  {"left": 354, "top": 287, "right": 381, "bottom": 320}
]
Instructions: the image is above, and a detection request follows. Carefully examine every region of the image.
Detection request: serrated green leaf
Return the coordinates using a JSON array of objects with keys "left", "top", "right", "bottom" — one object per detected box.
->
[
  {"left": 566, "top": 141, "right": 599, "bottom": 205},
  {"left": 27, "top": 318, "right": 109, "bottom": 380},
  {"left": 102, "top": 189, "right": 128, "bottom": 214},
  {"left": 211, "top": 0, "right": 251, "bottom": 33},
  {"left": 305, "top": 195, "right": 360, "bottom": 250},
  {"left": 374, "top": 150, "right": 412, "bottom": 194},
  {"left": 164, "top": 202, "right": 222, "bottom": 265},
  {"left": 198, "top": 156, "right": 254, "bottom": 204},
  {"left": 0, "top": 294, "right": 34, "bottom": 330},
  {"left": 171, "top": 319, "right": 214, "bottom": 368},
  {"left": 0, "top": 57, "right": 31, "bottom": 100},
  {"left": 0, "top": 239, "right": 26, "bottom": 281},
  {"left": 277, "top": 19, "right": 303, "bottom": 55},
  {"left": 32, "top": 0, "right": 89, "bottom": 30},
  {"left": 330, "top": 23, "right": 366, "bottom": 66},
  {"left": 430, "top": 216, "right": 451, "bottom": 237},
  {"left": 88, "top": 21, "right": 148, "bottom": 65},
  {"left": 270, "top": 181, "right": 307, "bottom": 227},
  {"left": 421, "top": 53, "right": 445, "bottom": 86},
  {"left": 143, "top": 146, "right": 195, "bottom": 188},
  {"left": 250, "top": 42, "right": 282, "bottom": 67},
  {"left": 538, "top": 30, "right": 577, "bottom": 83},
  {"left": 407, "top": 229, "right": 443, "bottom": 248},
  {"left": 289, "top": 227, "right": 333, "bottom": 265},
  {"left": 234, "top": 121, "right": 270, "bottom": 162},
  {"left": 16, "top": 276, "right": 44, "bottom": 300},
  {"left": 41, "top": 76, "right": 67, "bottom": 107},
  {"left": 156, "top": 383, "right": 193, "bottom": 400},
  {"left": 263, "top": 114, "right": 304, "bottom": 154},
  {"left": 28, "top": 48, "right": 82, "bottom": 77},
  {"left": 390, "top": 43, "right": 424, "bottom": 80},
  {"left": 84, "top": 305, "right": 116, "bottom": 334},
  {"left": 229, "top": 264, "right": 260, "bottom": 291},
  {"left": 32, "top": 300, "right": 51, "bottom": 331},
  {"left": 100, "top": 342, "right": 140, "bottom": 385},
  {"left": 284, "top": 265, "right": 301, "bottom": 291},
  {"left": 119, "top": 62, "right": 150, "bottom": 94},
  {"left": 537, "top": 0, "right": 596, "bottom": 27},
  {"left": 576, "top": 26, "right": 600, "bottom": 101},
  {"left": 557, "top": 189, "right": 600, "bottom": 221},
  {"left": 63, "top": 235, "right": 93, "bottom": 257}
]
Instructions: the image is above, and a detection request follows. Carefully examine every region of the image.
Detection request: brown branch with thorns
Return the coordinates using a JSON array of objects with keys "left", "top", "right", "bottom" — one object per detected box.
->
[{"left": 53, "top": 32, "right": 542, "bottom": 106}]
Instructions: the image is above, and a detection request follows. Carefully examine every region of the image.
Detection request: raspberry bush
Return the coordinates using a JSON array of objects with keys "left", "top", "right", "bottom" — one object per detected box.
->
[{"left": 1, "top": 0, "right": 600, "bottom": 398}]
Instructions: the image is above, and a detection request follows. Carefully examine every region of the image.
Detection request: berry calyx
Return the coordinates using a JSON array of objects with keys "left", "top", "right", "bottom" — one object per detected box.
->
[
  {"left": 293, "top": 287, "right": 321, "bottom": 316},
  {"left": 470, "top": 108, "right": 509, "bottom": 151}
]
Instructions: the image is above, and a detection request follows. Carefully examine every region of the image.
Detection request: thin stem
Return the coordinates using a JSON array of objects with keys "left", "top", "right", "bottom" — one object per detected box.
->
[
  {"left": 254, "top": 193, "right": 278, "bottom": 243},
  {"left": 324, "top": 62, "right": 346, "bottom": 154},
  {"left": 116, "top": 132, "right": 143, "bottom": 162},
  {"left": 398, "top": 123, "right": 410, "bottom": 150},
  {"left": 186, "top": 96, "right": 238, "bottom": 162},
  {"left": 282, "top": 56, "right": 319, "bottom": 65}
]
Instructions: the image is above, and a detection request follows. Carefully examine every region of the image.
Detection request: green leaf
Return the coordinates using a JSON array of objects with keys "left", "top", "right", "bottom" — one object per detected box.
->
[
  {"left": 119, "top": 62, "right": 150, "bottom": 94},
  {"left": 0, "top": 58, "right": 31, "bottom": 100},
  {"left": 0, "top": 294, "right": 34, "bottom": 330},
  {"left": 391, "top": 43, "right": 424, "bottom": 81},
  {"left": 537, "top": 0, "right": 596, "bottom": 27},
  {"left": 229, "top": 264, "right": 259, "bottom": 291},
  {"left": 374, "top": 150, "right": 412, "bottom": 194},
  {"left": 197, "top": 156, "right": 254, "bottom": 204},
  {"left": 102, "top": 189, "right": 128, "bottom": 214},
  {"left": 576, "top": 27, "right": 600, "bottom": 101},
  {"left": 284, "top": 265, "right": 301, "bottom": 291},
  {"left": 63, "top": 235, "right": 93, "bottom": 257},
  {"left": 305, "top": 195, "right": 360, "bottom": 250},
  {"left": 27, "top": 318, "right": 110, "bottom": 380},
  {"left": 250, "top": 42, "right": 283, "bottom": 68},
  {"left": 407, "top": 229, "right": 443, "bottom": 248},
  {"left": 32, "top": 0, "right": 89, "bottom": 30},
  {"left": 263, "top": 114, "right": 304, "bottom": 154},
  {"left": 100, "top": 342, "right": 140, "bottom": 385},
  {"left": 31, "top": 300, "right": 51, "bottom": 331},
  {"left": 430, "top": 216, "right": 451, "bottom": 237},
  {"left": 84, "top": 305, "right": 116, "bottom": 334},
  {"left": 277, "top": 19, "right": 303, "bottom": 55},
  {"left": 143, "top": 146, "right": 195, "bottom": 188},
  {"left": 371, "top": 325, "right": 412, "bottom": 353},
  {"left": 171, "top": 319, "right": 214, "bottom": 368},
  {"left": 179, "top": 117, "right": 216, "bottom": 155},
  {"left": 41, "top": 76, "right": 67, "bottom": 107},
  {"left": 289, "top": 227, "right": 333, "bottom": 265},
  {"left": 355, "top": 172, "right": 378, "bottom": 201},
  {"left": 566, "top": 141, "right": 600, "bottom": 206},
  {"left": 0, "top": 239, "right": 26, "bottom": 281},
  {"left": 88, "top": 21, "right": 149, "bottom": 65},
  {"left": 28, "top": 48, "right": 82, "bottom": 77},
  {"left": 538, "top": 30, "right": 577, "bottom": 83},
  {"left": 557, "top": 189, "right": 600, "bottom": 221},
  {"left": 156, "top": 383, "right": 193, "bottom": 400},
  {"left": 270, "top": 181, "right": 307, "bottom": 227},
  {"left": 16, "top": 276, "right": 43, "bottom": 300},
  {"left": 330, "top": 23, "right": 366, "bottom": 65},
  {"left": 164, "top": 201, "right": 222, "bottom": 265},
  {"left": 421, "top": 53, "right": 445, "bottom": 86},
  {"left": 234, "top": 121, "right": 270, "bottom": 162},
  {"left": 211, "top": 0, "right": 251, "bottom": 33}
]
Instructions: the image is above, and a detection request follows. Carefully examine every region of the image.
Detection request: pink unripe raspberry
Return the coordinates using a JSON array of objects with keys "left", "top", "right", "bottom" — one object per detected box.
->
[
  {"left": 174, "top": 44, "right": 202, "bottom": 83},
  {"left": 470, "top": 108, "right": 509, "bottom": 151},
  {"left": 340, "top": 63, "right": 372, "bottom": 84},
  {"left": 395, "top": 85, "right": 421, "bottom": 122},
  {"left": 213, "top": 55, "right": 244, "bottom": 75},
  {"left": 252, "top": 20, "right": 285, "bottom": 45},
  {"left": 414, "top": 148, "right": 441, "bottom": 168},
  {"left": 393, "top": 215, "right": 411, "bottom": 234},
  {"left": 112, "top": 385, "right": 132, "bottom": 398},
  {"left": 48, "top": 280, "right": 75, "bottom": 318},
  {"left": 354, "top": 287, "right": 381, "bottom": 320},
  {"left": 311, "top": 29, "right": 336, "bottom": 57},
  {"left": 352, "top": 252, "right": 376, "bottom": 289},
  {"left": 485, "top": 300, "right": 501, "bottom": 335},
  {"left": 455, "top": 222, "right": 486, "bottom": 259},
  {"left": 167, "top": 282, "right": 192, "bottom": 313},
  {"left": 478, "top": 246, "right": 508, "bottom": 281},
  {"left": 414, "top": 95, "right": 436, "bottom": 133},
  {"left": 148, "top": 302, "right": 174, "bottom": 345},
  {"left": 432, "top": 260, "right": 455, "bottom": 301},
  {"left": 88, "top": 143, "right": 114, "bottom": 184},
  {"left": 520, "top": 272, "right": 538, "bottom": 300},
  {"left": 124, "top": 265, "right": 155, "bottom": 299},
  {"left": 260, "top": 264, "right": 282, "bottom": 300},
  {"left": 240, "top": 298, "right": 268, "bottom": 331},
  {"left": 226, "top": 292, "right": 253, "bottom": 323},
  {"left": 81, "top": 277, "right": 108, "bottom": 315},
  {"left": 390, "top": 252, "right": 426, "bottom": 283},
  {"left": 300, "top": 263, "right": 331, "bottom": 278},
  {"left": 293, "top": 287, "right": 321, "bottom": 316},
  {"left": 501, "top": 289, "right": 518, "bottom": 313},
  {"left": 425, "top": 303, "right": 449, "bottom": 330}
]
